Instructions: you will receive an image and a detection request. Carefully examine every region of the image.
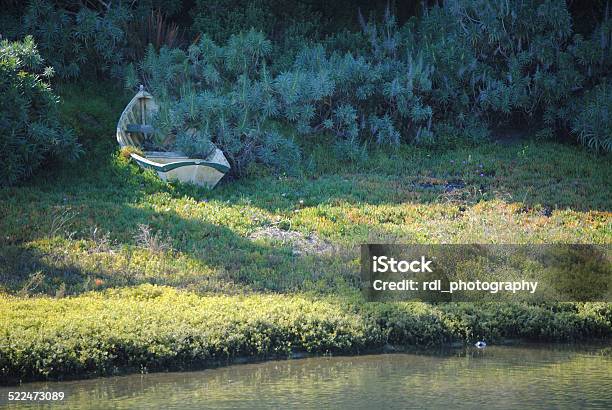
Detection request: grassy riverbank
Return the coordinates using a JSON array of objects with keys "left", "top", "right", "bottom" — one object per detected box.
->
[{"left": 0, "top": 82, "right": 611, "bottom": 384}]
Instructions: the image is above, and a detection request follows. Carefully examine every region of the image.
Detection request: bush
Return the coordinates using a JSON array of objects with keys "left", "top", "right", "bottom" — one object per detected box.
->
[
  {"left": 572, "top": 82, "right": 612, "bottom": 152},
  {"left": 19, "top": 0, "right": 130, "bottom": 78},
  {"left": 272, "top": 41, "right": 435, "bottom": 148},
  {"left": 133, "top": 18, "right": 435, "bottom": 172},
  {"left": 1, "top": 286, "right": 610, "bottom": 383},
  {"left": 190, "top": 0, "right": 324, "bottom": 71},
  {"left": 416, "top": 0, "right": 611, "bottom": 144},
  {"left": 14, "top": 0, "right": 185, "bottom": 79},
  {"left": 126, "top": 1, "right": 611, "bottom": 166},
  {"left": 0, "top": 36, "right": 81, "bottom": 186},
  {"left": 132, "top": 31, "right": 301, "bottom": 176},
  {"left": 191, "top": 0, "right": 315, "bottom": 43}
]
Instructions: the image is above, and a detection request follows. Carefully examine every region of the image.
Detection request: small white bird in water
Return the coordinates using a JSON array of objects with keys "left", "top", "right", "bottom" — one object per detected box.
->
[{"left": 475, "top": 341, "right": 487, "bottom": 348}]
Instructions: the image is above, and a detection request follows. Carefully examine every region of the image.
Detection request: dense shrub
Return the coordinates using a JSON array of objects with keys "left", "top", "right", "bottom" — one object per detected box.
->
[
  {"left": 19, "top": 0, "right": 130, "bottom": 78},
  {"left": 365, "top": 1, "right": 610, "bottom": 149},
  {"left": 131, "top": 30, "right": 301, "bottom": 176},
  {"left": 436, "top": 0, "right": 576, "bottom": 125},
  {"left": 11, "top": 0, "right": 185, "bottom": 79},
  {"left": 278, "top": 48, "right": 433, "bottom": 149},
  {"left": 291, "top": 0, "right": 609, "bottom": 149},
  {"left": 131, "top": 20, "right": 438, "bottom": 174},
  {"left": 572, "top": 82, "right": 612, "bottom": 152},
  {"left": 132, "top": 7, "right": 443, "bottom": 170},
  {"left": 0, "top": 36, "right": 81, "bottom": 186},
  {"left": 191, "top": 0, "right": 319, "bottom": 42},
  {"left": 416, "top": 0, "right": 611, "bottom": 144},
  {"left": 190, "top": 0, "right": 328, "bottom": 71},
  {"left": 8, "top": 0, "right": 607, "bottom": 161},
  {"left": 1, "top": 286, "right": 610, "bottom": 383},
  {"left": 132, "top": 0, "right": 612, "bottom": 176}
]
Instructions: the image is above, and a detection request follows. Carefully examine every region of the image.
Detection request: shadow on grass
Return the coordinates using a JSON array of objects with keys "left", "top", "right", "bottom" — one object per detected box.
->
[
  {"left": 1, "top": 135, "right": 610, "bottom": 296},
  {"left": 0, "top": 204, "right": 360, "bottom": 296}
]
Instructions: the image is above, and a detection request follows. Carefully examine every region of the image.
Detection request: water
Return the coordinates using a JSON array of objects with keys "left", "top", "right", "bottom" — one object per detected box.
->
[{"left": 2, "top": 344, "right": 611, "bottom": 409}]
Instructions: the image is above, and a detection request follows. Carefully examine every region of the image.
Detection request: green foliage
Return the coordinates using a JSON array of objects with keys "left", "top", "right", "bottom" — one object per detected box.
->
[
  {"left": 136, "top": 31, "right": 301, "bottom": 176},
  {"left": 0, "top": 1, "right": 610, "bottom": 386},
  {"left": 19, "top": 0, "right": 130, "bottom": 78},
  {"left": 0, "top": 88, "right": 610, "bottom": 382},
  {"left": 136, "top": 0, "right": 612, "bottom": 176},
  {"left": 145, "top": 1, "right": 610, "bottom": 157},
  {"left": 191, "top": 0, "right": 323, "bottom": 71},
  {"left": 192, "top": 0, "right": 307, "bottom": 43},
  {"left": 415, "top": 0, "right": 610, "bottom": 147},
  {"left": 136, "top": 20, "right": 436, "bottom": 172},
  {"left": 57, "top": 80, "right": 129, "bottom": 143},
  {"left": 283, "top": 25, "right": 435, "bottom": 145},
  {"left": 572, "top": 82, "right": 612, "bottom": 152},
  {"left": 174, "top": 129, "right": 216, "bottom": 158},
  {"left": 12, "top": 0, "right": 185, "bottom": 79},
  {"left": 1, "top": 128, "right": 609, "bottom": 298},
  {"left": 0, "top": 36, "right": 81, "bottom": 186},
  {"left": 125, "top": 9, "right": 187, "bottom": 63},
  {"left": 4, "top": 0, "right": 610, "bottom": 153},
  {"left": 1, "top": 286, "right": 610, "bottom": 383},
  {"left": 3, "top": 0, "right": 609, "bottom": 182},
  {"left": 427, "top": 1, "right": 579, "bottom": 130}
]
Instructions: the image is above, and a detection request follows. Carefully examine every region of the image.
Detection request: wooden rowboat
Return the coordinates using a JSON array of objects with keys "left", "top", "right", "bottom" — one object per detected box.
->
[{"left": 116, "top": 86, "right": 230, "bottom": 188}]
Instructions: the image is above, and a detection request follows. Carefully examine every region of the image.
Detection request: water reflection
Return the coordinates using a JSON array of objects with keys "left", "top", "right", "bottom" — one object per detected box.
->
[{"left": 1, "top": 344, "right": 611, "bottom": 409}]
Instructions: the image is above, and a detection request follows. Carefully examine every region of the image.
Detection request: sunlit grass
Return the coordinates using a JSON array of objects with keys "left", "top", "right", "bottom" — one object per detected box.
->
[{"left": 1, "top": 135, "right": 609, "bottom": 295}]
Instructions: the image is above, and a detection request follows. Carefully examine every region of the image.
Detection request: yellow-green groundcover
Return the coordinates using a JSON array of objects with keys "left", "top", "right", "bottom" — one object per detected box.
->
[{"left": 1, "top": 285, "right": 610, "bottom": 384}]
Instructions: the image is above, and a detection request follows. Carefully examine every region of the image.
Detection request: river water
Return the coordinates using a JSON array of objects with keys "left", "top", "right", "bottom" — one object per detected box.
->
[{"left": 1, "top": 343, "right": 611, "bottom": 409}]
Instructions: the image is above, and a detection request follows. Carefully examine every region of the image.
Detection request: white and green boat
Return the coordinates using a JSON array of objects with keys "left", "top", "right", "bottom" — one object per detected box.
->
[{"left": 116, "top": 86, "right": 230, "bottom": 188}]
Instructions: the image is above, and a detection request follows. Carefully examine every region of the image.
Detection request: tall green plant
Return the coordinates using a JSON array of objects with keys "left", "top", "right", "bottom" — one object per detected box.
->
[
  {"left": 14, "top": 0, "right": 185, "bottom": 79},
  {"left": 129, "top": 1, "right": 611, "bottom": 170},
  {"left": 0, "top": 37, "right": 81, "bottom": 186},
  {"left": 133, "top": 30, "right": 300, "bottom": 176},
  {"left": 572, "top": 83, "right": 612, "bottom": 152}
]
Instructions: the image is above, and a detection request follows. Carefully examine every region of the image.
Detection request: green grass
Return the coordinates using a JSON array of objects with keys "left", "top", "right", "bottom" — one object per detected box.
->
[
  {"left": 0, "top": 81, "right": 610, "bottom": 383},
  {"left": 2, "top": 135, "right": 609, "bottom": 295}
]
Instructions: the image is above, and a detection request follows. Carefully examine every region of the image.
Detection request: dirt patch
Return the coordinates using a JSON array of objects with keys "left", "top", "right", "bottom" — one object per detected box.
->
[{"left": 248, "top": 226, "right": 335, "bottom": 256}]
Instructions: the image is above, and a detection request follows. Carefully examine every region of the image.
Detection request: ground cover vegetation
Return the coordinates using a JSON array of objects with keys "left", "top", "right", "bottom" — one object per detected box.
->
[
  {"left": 0, "top": 0, "right": 610, "bottom": 384},
  {"left": 1, "top": 287, "right": 610, "bottom": 384}
]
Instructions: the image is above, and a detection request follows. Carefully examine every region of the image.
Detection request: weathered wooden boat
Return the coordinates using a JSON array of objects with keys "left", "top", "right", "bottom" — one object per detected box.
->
[{"left": 116, "top": 86, "right": 230, "bottom": 188}]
